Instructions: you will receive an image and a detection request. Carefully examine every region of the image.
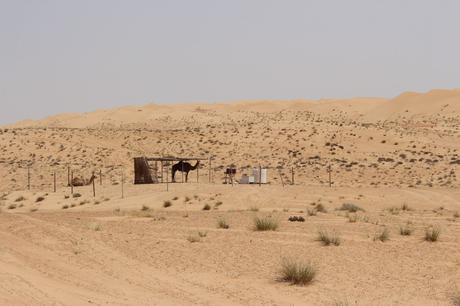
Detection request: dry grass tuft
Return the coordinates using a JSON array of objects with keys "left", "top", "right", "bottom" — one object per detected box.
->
[
  {"left": 317, "top": 229, "right": 341, "bottom": 246},
  {"left": 254, "top": 216, "right": 279, "bottom": 231},
  {"left": 374, "top": 227, "right": 390, "bottom": 242},
  {"left": 202, "top": 204, "right": 211, "bottom": 211},
  {"left": 338, "top": 203, "right": 364, "bottom": 213},
  {"left": 279, "top": 258, "right": 316, "bottom": 285},
  {"left": 425, "top": 226, "right": 441, "bottom": 242},
  {"left": 217, "top": 218, "right": 230, "bottom": 229},
  {"left": 399, "top": 223, "right": 414, "bottom": 236},
  {"left": 163, "top": 201, "right": 172, "bottom": 208}
]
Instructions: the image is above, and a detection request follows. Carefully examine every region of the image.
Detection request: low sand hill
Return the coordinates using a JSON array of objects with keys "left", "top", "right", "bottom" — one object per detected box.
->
[
  {"left": 1, "top": 88, "right": 460, "bottom": 305},
  {"left": 1, "top": 89, "right": 459, "bottom": 192}
]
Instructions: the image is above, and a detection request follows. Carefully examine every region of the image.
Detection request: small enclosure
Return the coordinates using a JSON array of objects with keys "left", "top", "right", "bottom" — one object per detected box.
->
[{"left": 133, "top": 156, "right": 210, "bottom": 184}]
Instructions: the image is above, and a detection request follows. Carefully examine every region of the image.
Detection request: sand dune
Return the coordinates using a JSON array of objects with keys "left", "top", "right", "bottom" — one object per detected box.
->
[{"left": 1, "top": 88, "right": 460, "bottom": 305}]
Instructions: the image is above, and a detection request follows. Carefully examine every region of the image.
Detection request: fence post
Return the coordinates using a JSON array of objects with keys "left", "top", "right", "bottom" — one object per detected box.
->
[
  {"left": 259, "top": 165, "right": 262, "bottom": 187},
  {"left": 53, "top": 171, "right": 56, "bottom": 192},
  {"left": 208, "top": 157, "right": 211, "bottom": 183},
  {"left": 291, "top": 167, "right": 294, "bottom": 185},
  {"left": 121, "top": 168, "right": 124, "bottom": 199},
  {"left": 67, "top": 165, "right": 70, "bottom": 186},
  {"left": 328, "top": 164, "right": 332, "bottom": 188},
  {"left": 27, "top": 165, "right": 31, "bottom": 190},
  {"left": 70, "top": 171, "right": 74, "bottom": 195},
  {"left": 92, "top": 171, "right": 96, "bottom": 197},
  {"left": 99, "top": 169, "right": 102, "bottom": 186}
]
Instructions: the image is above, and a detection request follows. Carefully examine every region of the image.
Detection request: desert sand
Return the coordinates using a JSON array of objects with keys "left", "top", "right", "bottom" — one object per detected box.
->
[{"left": 1, "top": 88, "right": 460, "bottom": 305}]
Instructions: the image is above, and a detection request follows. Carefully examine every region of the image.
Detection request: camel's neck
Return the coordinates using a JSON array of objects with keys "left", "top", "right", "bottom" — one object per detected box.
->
[{"left": 191, "top": 162, "right": 199, "bottom": 170}]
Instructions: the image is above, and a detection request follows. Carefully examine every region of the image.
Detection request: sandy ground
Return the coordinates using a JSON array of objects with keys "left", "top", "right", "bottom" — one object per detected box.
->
[{"left": 1, "top": 88, "right": 460, "bottom": 305}]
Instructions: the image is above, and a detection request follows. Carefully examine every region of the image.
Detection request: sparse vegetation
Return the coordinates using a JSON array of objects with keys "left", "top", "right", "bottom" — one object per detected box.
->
[
  {"left": 72, "top": 193, "right": 82, "bottom": 198},
  {"left": 254, "top": 216, "right": 279, "bottom": 231},
  {"left": 8, "top": 204, "right": 17, "bottom": 210},
  {"left": 399, "top": 223, "right": 413, "bottom": 236},
  {"left": 217, "top": 218, "right": 230, "bottom": 229},
  {"left": 317, "top": 229, "right": 341, "bottom": 246},
  {"left": 279, "top": 258, "right": 316, "bottom": 285},
  {"left": 62, "top": 204, "right": 69, "bottom": 209},
  {"left": 338, "top": 203, "right": 364, "bottom": 213},
  {"left": 202, "top": 204, "right": 211, "bottom": 211},
  {"left": 163, "top": 200, "right": 172, "bottom": 208},
  {"left": 315, "top": 203, "right": 327, "bottom": 213},
  {"left": 374, "top": 227, "right": 390, "bottom": 242},
  {"left": 187, "top": 234, "right": 201, "bottom": 243},
  {"left": 36, "top": 196, "right": 45, "bottom": 202},
  {"left": 141, "top": 205, "right": 150, "bottom": 211},
  {"left": 15, "top": 196, "right": 26, "bottom": 202},
  {"left": 425, "top": 226, "right": 441, "bottom": 242}
]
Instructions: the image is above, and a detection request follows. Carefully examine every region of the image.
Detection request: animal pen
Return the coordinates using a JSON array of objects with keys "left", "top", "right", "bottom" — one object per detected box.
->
[{"left": 133, "top": 157, "right": 211, "bottom": 185}]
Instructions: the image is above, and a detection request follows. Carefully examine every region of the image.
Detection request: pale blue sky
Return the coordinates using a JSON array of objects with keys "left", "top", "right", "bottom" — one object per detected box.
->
[{"left": 1, "top": 0, "right": 459, "bottom": 124}]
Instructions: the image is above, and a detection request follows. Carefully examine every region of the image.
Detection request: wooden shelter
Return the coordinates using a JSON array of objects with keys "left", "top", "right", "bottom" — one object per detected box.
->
[{"left": 133, "top": 156, "right": 210, "bottom": 184}]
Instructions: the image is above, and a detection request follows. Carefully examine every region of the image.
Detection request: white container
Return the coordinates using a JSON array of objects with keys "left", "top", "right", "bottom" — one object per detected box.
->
[
  {"left": 253, "top": 168, "right": 267, "bottom": 184},
  {"left": 240, "top": 175, "right": 256, "bottom": 184}
]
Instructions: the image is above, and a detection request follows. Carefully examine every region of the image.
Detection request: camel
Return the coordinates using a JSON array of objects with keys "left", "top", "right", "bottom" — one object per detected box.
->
[
  {"left": 172, "top": 160, "right": 200, "bottom": 183},
  {"left": 71, "top": 174, "right": 96, "bottom": 187}
]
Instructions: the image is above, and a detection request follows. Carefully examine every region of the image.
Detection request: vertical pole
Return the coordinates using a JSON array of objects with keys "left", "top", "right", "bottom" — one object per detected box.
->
[
  {"left": 291, "top": 167, "right": 294, "bottom": 185},
  {"left": 99, "top": 169, "right": 102, "bottom": 186},
  {"left": 208, "top": 157, "right": 211, "bottom": 183},
  {"left": 328, "top": 164, "right": 332, "bottom": 188},
  {"left": 160, "top": 162, "right": 163, "bottom": 183},
  {"left": 278, "top": 169, "right": 285, "bottom": 187},
  {"left": 92, "top": 171, "right": 96, "bottom": 197},
  {"left": 53, "top": 171, "right": 56, "bottom": 192},
  {"left": 121, "top": 168, "right": 124, "bottom": 199},
  {"left": 181, "top": 161, "right": 184, "bottom": 183},
  {"left": 27, "top": 165, "right": 31, "bottom": 190},
  {"left": 70, "top": 171, "right": 74, "bottom": 195},
  {"left": 259, "top": 165, "right": 262, "bottom": 187},
  {"left": 166, "top": 164, "right": 169, "bottom": 191},
  {"left": 197, "top": 162, "right": 199, "bottom": 183},
  {"left": 67, "top": 165, "right": 70, "bottom": 186}
]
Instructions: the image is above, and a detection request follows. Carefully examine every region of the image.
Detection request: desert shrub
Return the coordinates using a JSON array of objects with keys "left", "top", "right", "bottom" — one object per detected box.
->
[
  {"left": 29, "top": 207, "right": 38, "bottom": 212},
  {"left": 401, "top": 203, "right": 411, "bottom": 211},
  {"left": 202, "top": 204, "right": 211, "bottom": 211},
  {"left": 172, "top": 196, "right": 179, "bottom": 200},
  {"left": 36, "top": 196, "right": 45, "bottom": 203},
  {"left": 317, "top": 229, "right": 341, "bottom": 246},
  {"left": 62, "top": 204, "right": 69, "bottom": 209},
  {"left": 198, "top": 231, "right": 207, "bottom": 238},
  {"left": 347, "top": 214, "right": 358, "bottom": 223},
  {"left": 163, "top": 201, "right": 172, "bottom": 208},
  {"left": 215, "top": 201, "right": 223, "bottom": 207},
  {"left": 315, "top": 203, "right": 327, "bottom": 213},
  {"left": 425, "top": 226, "right": 441, "bottom": 242},
  {"left": 217, "top": 218, "right": 230, "bottom": 229},
  {"left": 338, "top": 203, "right": 364, "bottom": 213},
  {"left": 249, "top": 206, "right": 259, "bottom": 212},
  {"left": 15, "top": 196, "right": 26, "bottom": 202},
  {"left": 72, "top": 193, "right": 82, "bottom": 198},
  {"left": 254, "top": 216, "right": 279, "bottom": 231},
  {"left": 279, "top": 258, "right": 316, "bottom": 285},
  {"left": 453, "top": 211, "right": 460, "bottom": 219},
  {"left": 8, "top": 204, "right": 17, "bottom": 210},
  {"left": 307, "top": 209, "right": 317, "bottom": 216},
  {"left": 80, "top": 200, "right": 89, "bottom": 205},
  {"left": 141, "top": 205, "right": 150, "bottom": 211},
  {"left": 374, "top": 227, "right": 390, "bottom": 242},
  {"left": 88, "top": 222, "right": 101, "bottom": 231},
  {"left": 187, "top": 234, "right": 200, "bottom": 243},
  {"left": 399, "top": 223, "right": 413, "bottom": 236}
]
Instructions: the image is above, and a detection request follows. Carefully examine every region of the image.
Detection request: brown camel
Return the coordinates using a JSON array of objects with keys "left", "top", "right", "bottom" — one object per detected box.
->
[
  {"left": 172, "top": 160, "right": 200, "bottom": 182},
  {"left": 71, "top": 174, "right": 96, "bottom": 187}
]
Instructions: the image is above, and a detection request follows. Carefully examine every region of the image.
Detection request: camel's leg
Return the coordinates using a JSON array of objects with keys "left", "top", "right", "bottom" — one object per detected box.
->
[{"left": 185, "top": 172, "right": 189, "bottom": 183}]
